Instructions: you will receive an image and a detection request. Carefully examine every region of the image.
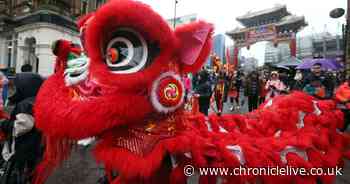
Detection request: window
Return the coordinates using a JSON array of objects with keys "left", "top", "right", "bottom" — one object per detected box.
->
[
  {"left": 96, "top": 0, "right": 105, "bottom": 8},
  {"left": 81, "top": 0, "right": 88, "bottom": 14},
  {"left": 6, "top": 36, "right": 12, "bottom": 68}
]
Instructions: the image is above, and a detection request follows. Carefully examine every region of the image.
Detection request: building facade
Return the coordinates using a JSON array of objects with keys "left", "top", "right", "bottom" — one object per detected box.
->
[
  {"left": 265, "top": 32, "right": 343, "bottom": 64},
  {"left": 312, "top": 33, "right": 344, "bottom": 59},
  {"left": 240, "top": 56, "right": 258, "bottom": 73},
  {"left": 213, "top": 34, "right": 226, "bottom": 62},
  {"left": 205, "top": 34, "right": 226, "bottom": 66},
  {"left": 0, "top": 0, "right": 106, "bottom": 76},
  {"left": 167, "top": 14, "right": 197, "bottom": 28}
]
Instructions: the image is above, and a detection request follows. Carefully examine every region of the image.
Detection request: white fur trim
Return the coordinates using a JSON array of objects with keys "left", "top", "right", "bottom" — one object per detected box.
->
[
  {"left": 184, "top": 152, "right": 192, "bottom": 159},
  {"left": 219, "top": 125, "right": 228, "bottom": 133},
  {"left": 150, "top": 72, "right": 185, "bottom": 114},
  {"left": 64, "top": 57, "right": 90, "bottom": 86},
  {"left": 297, "top": 111, "right": 306, "bottom": 129},
  {"left": 280, "top": 146, "right": 308, "bottom": 164},
  {"left": 264, "top": 99, "right": 273, "bottom": 108},
  {"left": 226, "top": 145, "right": 246, "bottom": 165},
  {"left": 205, "top": 120, "right": 213, "bottom": 132},
  {"left": 274, "top": 130, "right": 282, "bottom": 138},
  {"left": 313, "top": 101, "right": 322, "bottom": 116},
  {"left": 65, "top": 69, "right": 89, "bottom": 86}
]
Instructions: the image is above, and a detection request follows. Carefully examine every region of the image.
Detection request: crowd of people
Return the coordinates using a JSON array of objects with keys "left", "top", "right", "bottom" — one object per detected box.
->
[{"left": 188, "top": 62, "right": 346, "bottom": 116}]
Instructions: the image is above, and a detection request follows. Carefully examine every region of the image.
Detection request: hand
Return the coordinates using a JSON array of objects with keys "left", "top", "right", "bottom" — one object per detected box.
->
[{"left": 269, "top": 85, "right": 276, "bottom": 90}]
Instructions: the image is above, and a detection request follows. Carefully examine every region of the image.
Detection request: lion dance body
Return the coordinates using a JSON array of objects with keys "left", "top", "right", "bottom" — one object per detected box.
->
[{"left": 33, "top": 1, "right": 350, "bottom": 184}]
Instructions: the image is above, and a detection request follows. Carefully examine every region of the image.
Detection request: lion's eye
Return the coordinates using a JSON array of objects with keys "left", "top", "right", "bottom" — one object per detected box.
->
[{"left": 105, "top": 28, "right": 159, "bottom": 74}]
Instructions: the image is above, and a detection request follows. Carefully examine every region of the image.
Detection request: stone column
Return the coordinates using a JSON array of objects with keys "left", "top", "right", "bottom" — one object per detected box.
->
[
  {"left": 0, "top": 37, "right": 6, "bottom": 67},
  {"left": 322, "top": 38, "right": 327, "bottom": 58}
]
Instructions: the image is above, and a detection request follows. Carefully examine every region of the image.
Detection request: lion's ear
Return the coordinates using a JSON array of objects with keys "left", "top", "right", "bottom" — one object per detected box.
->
[
  {"left": 77, "top": 13, "right": 95, "bottom": 30},
  {"left": 175, "top": 21, "right": 213, "bottom": 74}
]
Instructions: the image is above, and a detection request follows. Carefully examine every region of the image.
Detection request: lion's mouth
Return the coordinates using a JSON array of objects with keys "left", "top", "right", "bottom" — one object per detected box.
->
[
  {"left": 64, "top": 55, "right": 90, "bottom": 87},
  {"left": 68, "top": 79, "right": 102, "bottom": 100}
]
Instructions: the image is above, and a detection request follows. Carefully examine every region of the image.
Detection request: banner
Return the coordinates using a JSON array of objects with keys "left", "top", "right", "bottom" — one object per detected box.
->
[{"left": 246, "top": 25, "right": 277, "bottom": 44}]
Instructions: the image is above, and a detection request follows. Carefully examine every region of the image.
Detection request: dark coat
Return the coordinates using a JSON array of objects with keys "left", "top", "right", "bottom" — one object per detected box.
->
[
  {"left": 195, "top": 70, "right": 212, "bottom": 98},
  {"left": 0, "top": 73, "right": 43, "bottom": 184},
  {"left": 244, "top": 77, "right": 261, "bottom": 97},
  {"left": 303, "top": 72, "right": 334, "bottom": 99}
]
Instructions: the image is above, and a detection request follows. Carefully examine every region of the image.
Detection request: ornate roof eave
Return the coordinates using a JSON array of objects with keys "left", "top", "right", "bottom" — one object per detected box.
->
[
  {"left": 7, "top": 10, "right": 78, "bottom": 33},
  {"left": 236, "top": 5, "right": 289, "bottom": 21},
  {"left": 13, "top": 9, "right": 75, "bottom": 23},
  {"left": 275, "top": 15, "right": 307, "bottom": 27},
  {"left": 226, "top": 27, "right": 248, "bottom": 36}
]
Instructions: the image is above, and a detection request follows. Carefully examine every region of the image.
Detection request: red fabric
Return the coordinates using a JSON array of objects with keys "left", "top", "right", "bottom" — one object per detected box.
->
[
  {"left": 53, "top": 40, "right": 72, "bottom": 72},
  {"left": 77, "top": 13, "right": 95, "bottom": 29},
  {"left": 335, "top": 82, "right": 350, "bottom": 103},
  {"left": 228, "top": 90, "right": 238, "bottom": 98},
  {"left": 33, "top": 0, "right": 350, "bottom": 183}
]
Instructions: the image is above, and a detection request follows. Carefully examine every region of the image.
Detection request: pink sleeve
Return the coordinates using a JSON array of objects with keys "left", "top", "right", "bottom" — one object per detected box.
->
[
  {"left": 265, "top": 81, "right": 270, "bottom": 89},
  {"left": 277, "top": 81, "right": 286, "bottom": 90}
]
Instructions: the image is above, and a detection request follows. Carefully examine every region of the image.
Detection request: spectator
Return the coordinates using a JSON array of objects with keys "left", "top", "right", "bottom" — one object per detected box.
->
[
  {"left": 227, "top": 71, "right": 241, "bottom": 111},
  {"left": 0, "top": 72, "right": 8, "bottom": 107},
  {"left": 265, "top": 71, "right": 286, "bottom": 101},
  {"left": 334, "top": 78, "right": 350, "bottom": 131},
  {"left": 194, "top": 69, "right": 212, "bottom": 116},
  {"left": 292, "top": 70, "right": 304, "bottom": 90},
  {"left": 0, "top": 73, "right": 44, "bottom": 183},
  {"left": 303, "top": 63, "right": 334, "bottom": 99},
  {"left": 244, "top": 71, "right": 260, "bottom": 112},
  {"left": 259, "top": 74, "right": 268, "bottom": 104},
  {"left": 336, "top": 70, "right": 346, "bottom": 85},
  {"left": 183, "top": 74, "right": 192, "bottom": 103},
  {"left": 303, "top": 80, "right": 326, "bottom": 99},
  {"left": 213, "top": 70, "right": 226, "bottom": 115},
  {"left": 279, "top": 71, "right": 290, "bottom": 89},
  {"left": 21, "top": 64, "right": 33, "bottom": 72}
]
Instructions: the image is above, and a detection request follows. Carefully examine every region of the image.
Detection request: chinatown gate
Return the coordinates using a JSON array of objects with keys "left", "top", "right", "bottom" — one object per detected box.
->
[{"left": 226, "top": 5, "right": 307, "bottom": 68}]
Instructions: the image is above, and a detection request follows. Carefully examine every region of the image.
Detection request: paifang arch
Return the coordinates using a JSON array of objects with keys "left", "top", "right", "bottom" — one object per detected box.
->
[{"left": 226, "top": 5, "right": 307, "bottom": 69}]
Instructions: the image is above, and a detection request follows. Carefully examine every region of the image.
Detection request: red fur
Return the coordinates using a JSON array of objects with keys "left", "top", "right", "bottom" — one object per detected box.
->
[
  {"left": 33, "top": 137, "right": 73, "bottom": 184},
  {"left": 34, "top": 0, "right": 350, "bottom": 184}
]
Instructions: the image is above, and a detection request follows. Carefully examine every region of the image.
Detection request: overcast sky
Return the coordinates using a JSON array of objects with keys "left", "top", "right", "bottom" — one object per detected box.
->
[{"left": 139, "top": 0, "right": 347, "bottom": 64}]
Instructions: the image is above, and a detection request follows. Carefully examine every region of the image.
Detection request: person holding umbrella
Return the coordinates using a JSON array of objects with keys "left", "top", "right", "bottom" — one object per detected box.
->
[
  {"left": 265, "top": 71, "right": 287, "bottom": 101},
  {"left": 303, "top": 63, "right": 334, "bottom": 99}
]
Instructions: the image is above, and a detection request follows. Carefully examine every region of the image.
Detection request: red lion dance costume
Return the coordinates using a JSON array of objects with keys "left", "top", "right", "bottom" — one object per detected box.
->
[{"left": 33, "top": 1, "right": 350, "bottom": 184}]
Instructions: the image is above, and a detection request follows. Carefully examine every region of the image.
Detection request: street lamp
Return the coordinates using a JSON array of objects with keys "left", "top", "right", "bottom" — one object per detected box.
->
[
  {"left": 329, "top": 7, "right": 347, "bottom": 77},
  {"left": 173, "top": 0, "right": 178, "bottom": 29},
  {"left": 330, "top": 8, "right": 345, "bottom": 19}
]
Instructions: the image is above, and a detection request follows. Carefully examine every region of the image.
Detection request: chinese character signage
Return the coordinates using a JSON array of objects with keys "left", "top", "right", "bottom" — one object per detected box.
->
[{"left": 246, "top": 25, "right": 276, "bottom": 44}]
